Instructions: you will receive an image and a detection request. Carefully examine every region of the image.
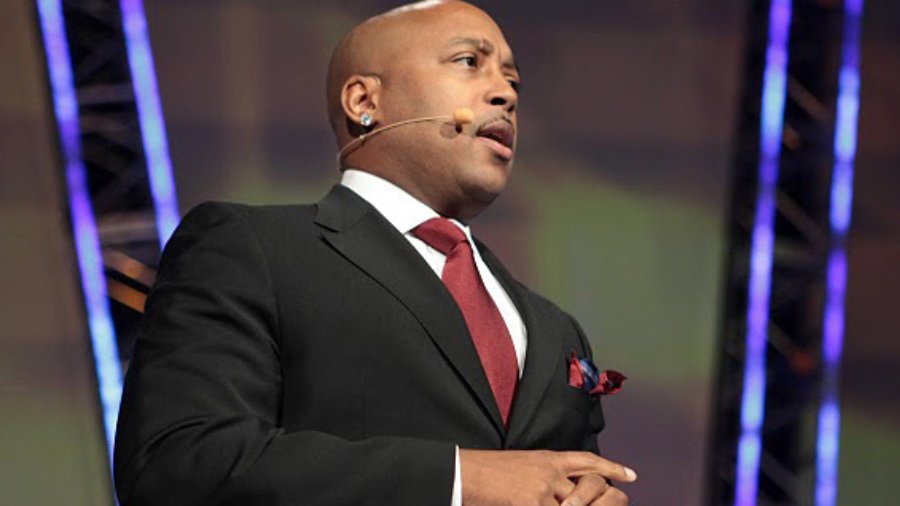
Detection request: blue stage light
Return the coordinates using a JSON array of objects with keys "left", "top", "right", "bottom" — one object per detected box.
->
[
  {"left": 816, "top": 1, "right": 864, "bottom": 504},
  {"left": 735, "top": 1, "right": 793, "bottom": 504},
  {"left": 120, "top": 0, "right": 180, "bottom": 247},
  {"left": 36, "top": 0, "right": 124, "bottom": 462}
]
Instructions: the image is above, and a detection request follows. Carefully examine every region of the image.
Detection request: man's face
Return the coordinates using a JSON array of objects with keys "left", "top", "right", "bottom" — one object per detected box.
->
[{"left": 378, "top": 4, "right": 520, "bottom": 218}]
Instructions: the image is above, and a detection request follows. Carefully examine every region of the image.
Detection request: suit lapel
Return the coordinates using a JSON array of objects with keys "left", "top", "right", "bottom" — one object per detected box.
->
[
  {"left": 315, "top": 186, "right": 506, "bottom": 436},
  {"left": 476, "top": 241, "right": 562, "bottom": 446}
]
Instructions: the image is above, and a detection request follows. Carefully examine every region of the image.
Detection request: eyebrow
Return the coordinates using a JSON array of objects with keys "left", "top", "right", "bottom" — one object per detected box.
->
[{"left": 448, "top": 37, "right": 520, "bottom": 75}]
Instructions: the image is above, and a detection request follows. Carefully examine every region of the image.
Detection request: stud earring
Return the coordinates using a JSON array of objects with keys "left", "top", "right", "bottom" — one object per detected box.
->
[{"left": 360, "top": 113, "right": 373, "bottom": 127}]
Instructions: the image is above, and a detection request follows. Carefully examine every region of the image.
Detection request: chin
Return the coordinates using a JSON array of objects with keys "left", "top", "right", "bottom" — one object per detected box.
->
[
  {"left": 463, "top": 170, "right": 508, "bottom": 206},
  {"left": 483, "top": 159, "right": 513, "bottom": 191},
  {"left": 444, "top": 157, "right": 513, "bottom": 217}
]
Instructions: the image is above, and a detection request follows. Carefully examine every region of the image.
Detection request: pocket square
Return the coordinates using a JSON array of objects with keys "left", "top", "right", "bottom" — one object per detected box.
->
[{"left": 568, "top": 352, "right": 626, "bottom": 396}]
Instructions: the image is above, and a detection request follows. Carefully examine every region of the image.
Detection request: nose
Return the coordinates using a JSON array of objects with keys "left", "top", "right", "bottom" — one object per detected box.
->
[{"left": 486, "top": 71, "right": 517, "bottom": 114}]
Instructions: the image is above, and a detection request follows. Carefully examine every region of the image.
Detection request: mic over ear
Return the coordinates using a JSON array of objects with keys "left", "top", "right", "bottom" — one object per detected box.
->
[{"left": 337, "top": 108, "right": 476, "bottom": 165}]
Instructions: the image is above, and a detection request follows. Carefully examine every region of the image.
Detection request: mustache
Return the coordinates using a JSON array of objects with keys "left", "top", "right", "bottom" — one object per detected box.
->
[{"left": 475, "top": 113, "right": 514, "bottom": 132}]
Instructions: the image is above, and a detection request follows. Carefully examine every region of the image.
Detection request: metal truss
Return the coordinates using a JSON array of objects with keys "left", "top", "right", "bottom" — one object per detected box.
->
[
  {"left": 709, "top": 0, "right": 849, "bottom": 504},
  {"left": 61, "top": 0, "right": 162, "bottom": 363}
]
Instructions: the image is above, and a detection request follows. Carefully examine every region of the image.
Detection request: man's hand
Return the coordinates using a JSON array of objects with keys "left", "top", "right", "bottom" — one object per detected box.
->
[
  {"left": 459, "top": 449, "right": 636, "bottom": 506},
  {"left": 560, "top": 473, "right": 629, "bottom": 506}
]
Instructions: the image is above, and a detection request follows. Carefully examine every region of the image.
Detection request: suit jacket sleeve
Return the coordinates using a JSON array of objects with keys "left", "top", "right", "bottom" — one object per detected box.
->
[{"left": 114, "top": 202, "right": 455, "bottom": 506}]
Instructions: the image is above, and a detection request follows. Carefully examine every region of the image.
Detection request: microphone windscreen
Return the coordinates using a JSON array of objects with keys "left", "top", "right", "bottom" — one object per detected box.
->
[{"left": 452, "top": 108, "right": 475, "bottom": 125}]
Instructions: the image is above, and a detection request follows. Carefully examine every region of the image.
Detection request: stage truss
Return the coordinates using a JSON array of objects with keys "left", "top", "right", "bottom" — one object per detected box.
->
[
  {"left": 709, "top": 0, "right": 862, "bottom": 505},
  {"left": 36, "top": 0, "right": 176, "bottom": 456}
]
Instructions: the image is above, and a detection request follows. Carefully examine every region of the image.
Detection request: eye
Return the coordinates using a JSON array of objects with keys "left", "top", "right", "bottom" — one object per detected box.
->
[
  {"left": 453, "top": 55, "right": 478, "bottom": 68},
  {"left": 508, "top": 79, "right": 521, "bottom": 92}
]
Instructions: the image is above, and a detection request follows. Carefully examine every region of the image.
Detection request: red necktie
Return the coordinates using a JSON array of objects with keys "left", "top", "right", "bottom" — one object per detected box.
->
[{"left": 412, "top": 217, "right": 518, "bottom": 426}]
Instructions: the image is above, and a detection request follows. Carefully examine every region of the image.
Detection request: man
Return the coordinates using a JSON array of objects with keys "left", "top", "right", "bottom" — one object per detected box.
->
[{"left": 114, "top": 1, "right": 636, "bottom": 505}]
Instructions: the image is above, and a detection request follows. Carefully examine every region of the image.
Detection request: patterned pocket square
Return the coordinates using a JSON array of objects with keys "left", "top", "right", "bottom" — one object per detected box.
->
[{"left": 568, "top": 352, "right": 626, "bottom": 396}]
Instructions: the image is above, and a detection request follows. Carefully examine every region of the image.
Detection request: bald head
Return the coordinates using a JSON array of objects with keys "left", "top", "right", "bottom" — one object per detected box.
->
[
  {"left": 325, "top": 1, "right": 491, "bottom": 145},
  {"left": 322, "top": 0, "right": 519, "bottom": 219}
]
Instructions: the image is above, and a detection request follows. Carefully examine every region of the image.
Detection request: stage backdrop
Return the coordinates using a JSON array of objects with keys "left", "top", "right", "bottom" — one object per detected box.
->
[
  {"left": 145, "top": 1, "right": 744, "bottom": 503},
  {"left": 1, "top": 0, "right": 897, "bottom": 504},
  {"left": 0, "top": 0, "right": 112, "bottom": 504}
]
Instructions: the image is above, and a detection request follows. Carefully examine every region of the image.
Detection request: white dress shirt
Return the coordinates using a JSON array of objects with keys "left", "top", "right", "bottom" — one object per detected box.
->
[{"left": 340, "top": 169, "right": 527, "bottom": 506}]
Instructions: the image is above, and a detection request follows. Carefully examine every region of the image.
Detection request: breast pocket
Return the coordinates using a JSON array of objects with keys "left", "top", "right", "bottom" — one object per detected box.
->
[{"left": 560, "top": 384, "right": 596, "bottom": 417}]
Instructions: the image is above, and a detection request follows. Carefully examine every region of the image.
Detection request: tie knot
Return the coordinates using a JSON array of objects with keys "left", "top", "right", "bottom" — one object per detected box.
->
[{"left": 412, "top": 217, "right": 468, "bottom": 255}]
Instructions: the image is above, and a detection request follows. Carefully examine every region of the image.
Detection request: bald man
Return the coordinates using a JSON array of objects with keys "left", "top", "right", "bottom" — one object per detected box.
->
[{"left": 114, "top": 2, "right": 634, "bottom": 505}]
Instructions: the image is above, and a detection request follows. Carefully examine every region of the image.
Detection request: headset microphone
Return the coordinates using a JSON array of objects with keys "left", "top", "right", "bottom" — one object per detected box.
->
[
  {"left": 451, "top": 108, "right": 475, "bottom": 125},
  {"left": 337, "top": 108, "right": 474, "bottom": 165}
]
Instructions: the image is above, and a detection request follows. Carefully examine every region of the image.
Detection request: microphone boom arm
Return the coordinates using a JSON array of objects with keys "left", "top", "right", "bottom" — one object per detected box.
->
[{"left": 336, "top": 108, "right": 473, "bottom": 166}]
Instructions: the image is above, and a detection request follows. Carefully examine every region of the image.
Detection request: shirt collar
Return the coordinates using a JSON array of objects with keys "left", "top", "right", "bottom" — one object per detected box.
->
[{"left": 340, "top": 169, "right": 472, "bottom": 239}]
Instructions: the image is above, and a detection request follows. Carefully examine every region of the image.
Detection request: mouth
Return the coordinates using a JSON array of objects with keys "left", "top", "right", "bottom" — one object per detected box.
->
[{"left": 475, "top": 118, "right": 515, "bottom": 160}]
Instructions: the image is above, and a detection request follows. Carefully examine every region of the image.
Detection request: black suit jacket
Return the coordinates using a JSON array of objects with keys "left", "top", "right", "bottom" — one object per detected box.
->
[{"left": 114, "top": 185, "right": 606, "bottom": 506}]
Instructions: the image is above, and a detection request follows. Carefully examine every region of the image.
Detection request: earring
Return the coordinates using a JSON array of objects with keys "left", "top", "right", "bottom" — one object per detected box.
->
[{"left": 360, "top": 113, "right": 373, "bottom": 127}]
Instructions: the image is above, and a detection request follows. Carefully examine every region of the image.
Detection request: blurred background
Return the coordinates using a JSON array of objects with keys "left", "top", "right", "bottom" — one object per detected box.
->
[{"left": 1, "top": 0, "right": 897, "bottom": 504}]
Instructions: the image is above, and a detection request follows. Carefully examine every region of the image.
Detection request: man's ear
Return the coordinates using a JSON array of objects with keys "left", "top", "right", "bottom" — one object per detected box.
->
[{"left": 341, "top": 74, "right": 381, "bottom": 129}]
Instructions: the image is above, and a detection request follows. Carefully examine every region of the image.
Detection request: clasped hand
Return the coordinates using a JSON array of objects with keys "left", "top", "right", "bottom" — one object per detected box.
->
[{"left": 459, "top": 449, "right": 636, "bottom": 506}]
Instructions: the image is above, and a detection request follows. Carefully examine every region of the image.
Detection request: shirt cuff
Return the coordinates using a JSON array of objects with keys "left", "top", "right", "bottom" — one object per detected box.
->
[{"left": 451, "top": 445, "right": 462, "bottom": 506}]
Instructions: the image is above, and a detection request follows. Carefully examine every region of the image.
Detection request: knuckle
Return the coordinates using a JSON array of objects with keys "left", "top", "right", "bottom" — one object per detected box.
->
[
  {"left": 546, "top": 451, "right": 566, "bottom": 472},
  {"left": 536, "top": 480, "right": 553, "bottom": 497},
  {"left": 611, "top": 488, "right": 629, "bottom": 505}
]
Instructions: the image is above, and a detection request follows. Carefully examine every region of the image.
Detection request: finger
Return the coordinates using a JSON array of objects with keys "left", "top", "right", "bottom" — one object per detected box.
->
[
  {"left": 560, "top": 452, "right": 638, "bottom": 483},
  {"left": 551, "top": 477, "right": 577, "bottom": 500},
  {"left": 589, "top": 486, "right": 628, "bottom": 505},
  {"left": 560, "top": 474, "right": 609, "bottom": 506}
]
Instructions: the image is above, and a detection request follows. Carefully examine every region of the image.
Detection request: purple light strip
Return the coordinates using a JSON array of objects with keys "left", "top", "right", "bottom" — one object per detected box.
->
[
  {"left": 816, "top": 0, "right": 863, "bottom": 504},
  {"left": 120, "top": 0, "right": 180, "bottom": 247},
  {"left": 36, "top": 0, "right": 123, "bottom": 461},
  {"left": 735, "top": 1, "right": 793, "bottom": 504}
]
